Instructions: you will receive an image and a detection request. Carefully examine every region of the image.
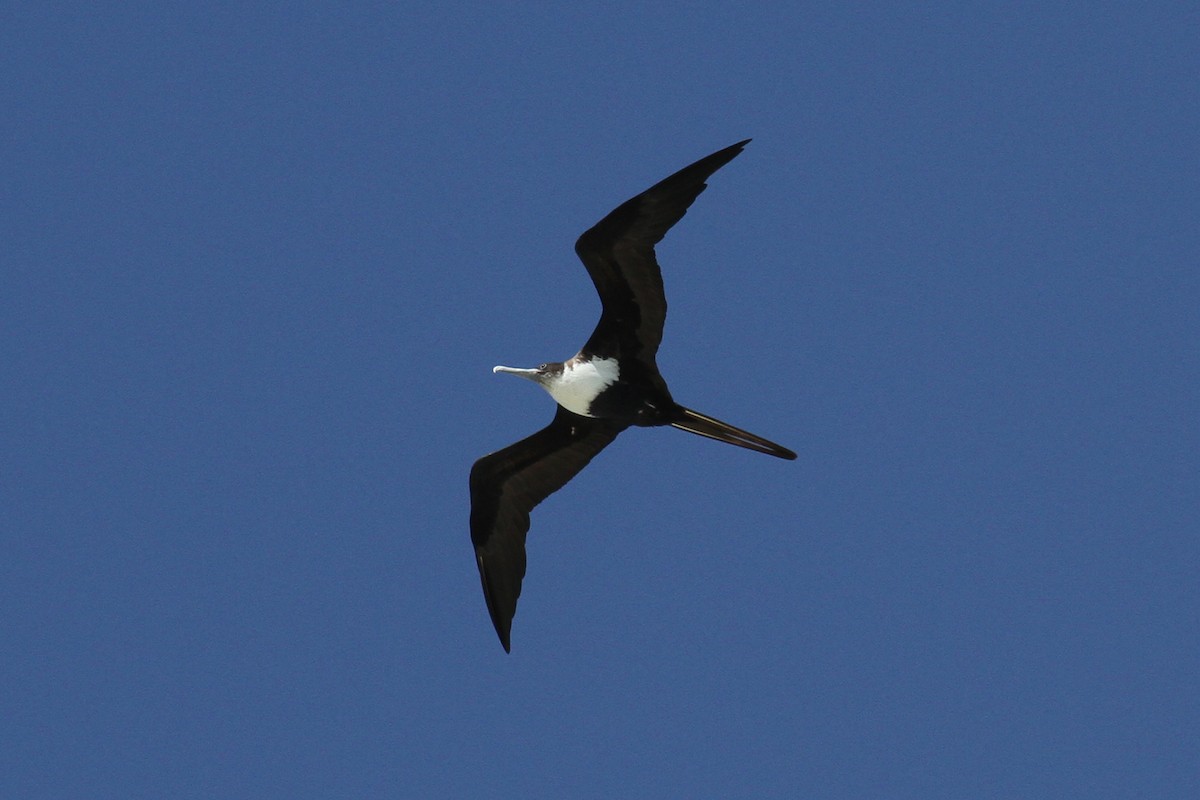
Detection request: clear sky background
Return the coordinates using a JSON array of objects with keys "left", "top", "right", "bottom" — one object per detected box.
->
[{"left": 3, "top": 4, "right": 1196, "bottom": 798}]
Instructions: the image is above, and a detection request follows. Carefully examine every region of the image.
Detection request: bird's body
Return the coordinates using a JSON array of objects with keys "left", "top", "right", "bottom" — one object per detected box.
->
[{"left": 470, "top": 140, "right": 796, "bottom": 651}]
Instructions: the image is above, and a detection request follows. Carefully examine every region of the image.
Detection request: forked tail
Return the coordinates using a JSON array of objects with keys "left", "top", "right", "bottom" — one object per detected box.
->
[{"left": 670, "top": 406, "right": 796, "bottom": 460}]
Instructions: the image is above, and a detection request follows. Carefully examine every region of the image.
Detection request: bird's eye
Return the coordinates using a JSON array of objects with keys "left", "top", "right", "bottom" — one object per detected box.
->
[{"left": 538, "top": 363, "right": 549, "bottom": 371}]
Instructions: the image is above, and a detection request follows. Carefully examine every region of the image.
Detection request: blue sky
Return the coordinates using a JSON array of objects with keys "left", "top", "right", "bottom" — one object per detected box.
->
[{"left": 3, "top": 3, "right": 1196, "bottom": 798}]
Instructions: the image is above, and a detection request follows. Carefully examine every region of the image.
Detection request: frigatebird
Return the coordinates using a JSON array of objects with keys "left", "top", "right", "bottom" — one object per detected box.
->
[{"left": 470, "top": 140, "right": 796, "bottom": 652}]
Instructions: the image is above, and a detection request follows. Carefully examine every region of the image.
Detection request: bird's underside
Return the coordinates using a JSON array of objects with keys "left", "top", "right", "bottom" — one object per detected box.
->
[{"left": 469, "top": 139, "right": 796, "bottom": 652}]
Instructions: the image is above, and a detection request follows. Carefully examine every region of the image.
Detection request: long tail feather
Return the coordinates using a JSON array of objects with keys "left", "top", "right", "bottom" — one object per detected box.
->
[{"left": 670, "top": 406, "right": 796, "bottom": 460}]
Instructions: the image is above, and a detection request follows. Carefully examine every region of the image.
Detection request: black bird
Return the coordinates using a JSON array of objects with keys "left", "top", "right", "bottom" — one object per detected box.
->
[{"left": 470, "top": 140, "right": 796, "bottom": 651}]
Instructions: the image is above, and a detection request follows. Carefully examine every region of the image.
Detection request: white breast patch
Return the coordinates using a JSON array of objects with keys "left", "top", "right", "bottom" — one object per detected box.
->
[{"left": 546, "top": 357, "right": 620, "bottom": 417}]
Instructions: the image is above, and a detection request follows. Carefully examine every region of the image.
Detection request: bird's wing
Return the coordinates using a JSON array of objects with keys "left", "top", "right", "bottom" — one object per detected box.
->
[
  {"left": 574, "top": 139, "right": 750, "bottom": 365},
  {"left": 469, "top": 406, "right": 627, "bottom": 652}
]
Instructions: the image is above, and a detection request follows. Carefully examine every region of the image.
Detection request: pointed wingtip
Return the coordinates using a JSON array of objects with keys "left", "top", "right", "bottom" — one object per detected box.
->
[
  {"left": 494, "top": 618, "right": 513, "bottom": 653},
  {"left": 486, "top": 601, "right": 514, "bottom": 653},
  {"left": 718, "top": 139, "right": 751, "bottom": 158},
  {"left": 475, "top": 551, "right": 517, "bottom": 653}
]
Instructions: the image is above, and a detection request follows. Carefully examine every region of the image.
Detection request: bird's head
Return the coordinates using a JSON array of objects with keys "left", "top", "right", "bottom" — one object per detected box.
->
[{"left": 492, "top": 362, "right": 562, "bottom": 386}]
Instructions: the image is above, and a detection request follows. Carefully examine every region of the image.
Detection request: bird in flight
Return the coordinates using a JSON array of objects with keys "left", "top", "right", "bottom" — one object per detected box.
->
[{"left": 470, "top": 140, "right": 796, "bottom": 651}]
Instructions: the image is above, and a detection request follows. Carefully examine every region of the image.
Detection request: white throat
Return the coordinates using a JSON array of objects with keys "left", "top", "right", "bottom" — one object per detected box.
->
[{"left": 545, "top": 357, "right": 620, "bottom": 416}]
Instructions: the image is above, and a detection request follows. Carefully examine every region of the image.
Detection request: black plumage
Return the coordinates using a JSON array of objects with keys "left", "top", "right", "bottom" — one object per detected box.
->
[{"left": 470, "top": 140, "right": 795, "bottom": 652}]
